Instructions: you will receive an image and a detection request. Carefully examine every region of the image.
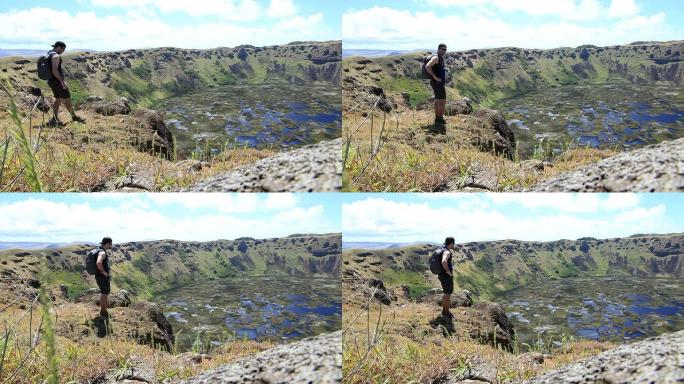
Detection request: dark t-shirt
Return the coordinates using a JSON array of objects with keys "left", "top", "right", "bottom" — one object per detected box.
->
[
  {"left": 433, "top": 55, "right": 446, "bottom": 83},
  {"left": 47, "top": 51, "right": 64, "bottom": 81},
  {"left": 442, "top": 249, "right": 453, "bottom": 273},
  {"left": 97, "top": 250, "right": 110, "bottom": 275}
]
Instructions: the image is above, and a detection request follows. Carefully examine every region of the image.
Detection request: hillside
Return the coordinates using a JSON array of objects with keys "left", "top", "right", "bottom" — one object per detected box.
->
[
  {"left": 343, "top": 233, "right": 683, "bottom": 299},
  {"left": 343, "top": 40, "right": 684, "bottom": 109},
  {"left": 0, "top": 233, "right": 341, "bottom": 302},
  {"left": 3, "top": 41, "right": 340, "bottom": 108}
]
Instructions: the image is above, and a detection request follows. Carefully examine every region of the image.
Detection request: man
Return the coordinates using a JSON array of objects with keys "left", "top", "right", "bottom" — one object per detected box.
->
[
  {"left": 46, "top": 41, "right": 85, "bottom": 126},
  {"left": 95, "top": 237, "right": 113, "bottom": 318},
  {"left": 425, "top": 43, "right": 448, "bottom": 125},
  {"left": 438, "top": 236, "right": 456, "bottom": 318}
]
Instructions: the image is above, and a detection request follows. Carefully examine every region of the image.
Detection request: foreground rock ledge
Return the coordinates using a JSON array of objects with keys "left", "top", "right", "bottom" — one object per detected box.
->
[
  {"left": 184, "top": 139, "right": 342, "bottom": 192},
  {"left": 529, "top": 137, "right": 684, "bottom": 192},
  {"left": 182, "top": 331, "right": 342, "bottom": 384},
  {"left": 524, "top": 330, "right": 684, "bottom": 384}
]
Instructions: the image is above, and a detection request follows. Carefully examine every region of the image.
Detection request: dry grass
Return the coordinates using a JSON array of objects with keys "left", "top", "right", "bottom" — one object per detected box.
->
[
  {"left": 343, "top": 107, "right": 618, "bottom": 192},
  {"left": 343, "top": 300, "right": 615, "bottom": 384},
  {"left": 0, "top": 99, "right": 275, "bottom": 192},
  {"left": 0, "top": 299, "right": 274, "bottom": 383}
]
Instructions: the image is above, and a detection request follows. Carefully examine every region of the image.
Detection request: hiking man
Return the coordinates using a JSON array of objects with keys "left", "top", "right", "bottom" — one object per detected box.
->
[
  {"left": 425, "top": 43, "right": 448, "bottom": 125},
  {"left": 46, "top": 41, "right": 85, "bottom": 126},
  {"left": 438, "top": 236, "right": 456, "bottom": 318},
  {"left": 95, "top": 237, "right": 113, "bottom": 318}
]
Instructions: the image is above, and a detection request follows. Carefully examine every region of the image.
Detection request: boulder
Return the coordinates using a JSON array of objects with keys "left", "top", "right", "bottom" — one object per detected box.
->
[
  {"left": 130, "top": 301, "right": 175, "bottom": 352},
  {"left": 184, "top": 138, "right": 342, "bottom": 192},
  {"left": 445, "top": 97, "right": 473, "bottom": 116},
  {"left": 420, "top": 289, "right": 473, "bottom": 307},
  {"left": 472, "top": 108, "right": 516, "bottom": 159},
  {"left": 524, "top": 330, "right": 684, "bottom": 383},
  {"left": 81, "top": 96, "right": 131, "bottom": 116},
  {"left": 529, "top": 137, "right": 684, "bottom": 192},
  {"left": 182, "top": 331, "right": 341, "bottom": 384},
  {"left": 131, "top": 109, "right": 175, "bottom": 160},
  {"left": 76, "top": 289, "right": 131, "bottom": 308}
]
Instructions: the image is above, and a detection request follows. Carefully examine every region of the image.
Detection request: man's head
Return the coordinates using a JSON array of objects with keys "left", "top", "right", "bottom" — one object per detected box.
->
[
  {"left": 101, "top": 237, "right": 113, "bottom": 250},
  {"left": 51, "top": 41, "right": 66, "bottom": 54},
  {"left": 437, "top": 43, "right": 447, "bottom": 57},
  {"left": 444, "top": 236, "right": 455, "bottom": 249}
]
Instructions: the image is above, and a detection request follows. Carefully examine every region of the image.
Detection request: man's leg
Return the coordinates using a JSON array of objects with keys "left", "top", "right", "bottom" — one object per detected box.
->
[
  {"left": 52, "top": 98, "right": 62, "bottom": 120},
  {"left": 436, "top": 99, "right": 446, "bottom": 119},
  {"left": 442, "top": 293, "right": 451, "bottom": 314},
  {"left": 63, "top": 97, "right": 85, "bottom": 122},
  {"left": 100, "top": 293, "right": 109, "bottom": 316}
]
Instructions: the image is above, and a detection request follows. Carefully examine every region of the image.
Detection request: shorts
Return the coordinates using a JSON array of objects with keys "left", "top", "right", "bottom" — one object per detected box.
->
[
  {"left": 430, "top": 79, "right": 446, "bottom": 100},
  {"left": 48, "top": 79, "right": 71, "bottom": 99},
  {"left": 95, "top": 274, "right": 110, "bottom": 295},
  {"left": 438, "top": 273, "right": 453, "bottom": 294}
]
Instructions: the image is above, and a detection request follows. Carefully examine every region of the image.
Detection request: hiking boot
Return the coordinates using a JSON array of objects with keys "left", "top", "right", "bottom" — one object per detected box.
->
[
  {"left": 435, "top": 116, "right": 447, "bottom": 125},
  {"left": 100, "top": 311, "right": 109, "bottom": 318},
  {"left": 72, "top": 114, "right": 86, "bottom": 123},
  {"left": 46, "top": 117, "right": 64, "bottom": 127},
  {"left": 441, "top": 311, "right": 454, "bottom": 319}
]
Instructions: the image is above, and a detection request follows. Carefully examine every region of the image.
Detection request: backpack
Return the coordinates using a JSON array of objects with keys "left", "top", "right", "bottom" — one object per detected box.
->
[
  {"left": 420, "top": 54, "right": 437, "bottom": 79},
  {"left": 37, "top": 52, "right": 54, "bottom": 80},
  {"left": 429, "top": 247, "right": 446, "bottom": 274},
  {"left": 85, "top": 248, "right": 103, "bottom": 275}
]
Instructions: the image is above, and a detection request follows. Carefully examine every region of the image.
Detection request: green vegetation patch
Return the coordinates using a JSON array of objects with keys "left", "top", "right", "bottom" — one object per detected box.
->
[
  {"left": 44, "top": 270, "right": 89, "bottom": 299},
  {"left": 379, "top": 76, "right": 432, "bottom": 108},
  {"left": 380, "top": 269, "right": 431, "bottom": 299}
]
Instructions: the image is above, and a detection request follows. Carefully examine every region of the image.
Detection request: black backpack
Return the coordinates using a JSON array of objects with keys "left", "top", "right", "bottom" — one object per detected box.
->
[
  {"left": 37, "top": 52, "right": 54, "bottom": 80},
  {"left": 429, "top": 247, "right": 446, "bottom": 274},
  {"left": 85, "top": 248, "right": 103, "bottom": 275},
  {"left": 420, "top": 54, "right": 437, "bottom": 79}
]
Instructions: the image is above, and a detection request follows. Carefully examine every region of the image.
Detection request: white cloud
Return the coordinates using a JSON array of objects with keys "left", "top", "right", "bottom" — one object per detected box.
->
[
  {"left": 0, "top": 6, "right": 330, "bottom": 50},
  {"left": 342, "top": 196, "right": 674, "bottom": 243},
  {"left": 90, "top": 0, "right": 261, "bottom": 20},
  {"left": 0, "top": 197, "right": 334, "bottom": 243},
  {"left": 342, "top": 4, "right": 673, "bottom": 50},
  {"left": 608, "top": 0, "right": 640, "bottom": 18},
  {"left": 489, "top": 193, "right": 640, "bottom": 213},
  {"left": 267, "top": 0, "right": 298, "bottom": 18}
]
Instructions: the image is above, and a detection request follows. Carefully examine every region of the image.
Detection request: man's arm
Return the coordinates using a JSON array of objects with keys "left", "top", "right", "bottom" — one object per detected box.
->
[
  {"left": 426, "top": 56, "right": 441, "bottom": 82},
  {"left": 96, "top": 251, "right": 108, "bottom": 277},
  {"left": 50, "top": 54, "right": 66, "bottom": 89},
  {"left": 441, "top": 250, "right": 452, "bottom": 276}
]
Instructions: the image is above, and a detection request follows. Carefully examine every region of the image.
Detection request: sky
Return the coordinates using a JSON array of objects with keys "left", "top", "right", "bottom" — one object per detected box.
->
[
  {"left": 343, "top": 0, "right": 684, "bottom": 50},
  {"left": 0, "top": 193, "right": 341, "bottom": 244},
  {"left": 342, "top": 193, "right": 684, "bottom": 244},
  {"left": 0, "top": 0, "right": 342, "bottom": 51}
]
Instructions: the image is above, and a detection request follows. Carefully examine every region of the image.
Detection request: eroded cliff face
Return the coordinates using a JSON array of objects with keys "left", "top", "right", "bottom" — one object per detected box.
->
[
  {"left": 1, "top": 40, "right": 341, "bottom": 106},
  {"left": 0, "top": 233, "right": 341, "bottom": 301}
]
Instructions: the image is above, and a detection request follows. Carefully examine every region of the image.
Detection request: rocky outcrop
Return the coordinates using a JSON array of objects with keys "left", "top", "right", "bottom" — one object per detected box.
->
[
  {"left": 184, "top": 138, "right": 342, "bottom": 192},
  {"left": 445, "top": 97, "right": 473, "bottom": 116},
  {"left": 76, "top": 289, "right": 131, "bottom": 308},
  {"left": 530, "top": 137, "right": 684, "bottom": 192},
  {"left": 182, "top": 331, "right": 342, "bottom": 384},
  {"left": 471, "top": 108, "right": 516, "bottom": 159},
  {"left": 81, "top": 96, "right": 131, "bottom": 116},
  {"left": 131, "top": 109, "right": 175, "bottom": 160},
  {"left": 524, "top": 330, "right": 684, "bottom": 384}
]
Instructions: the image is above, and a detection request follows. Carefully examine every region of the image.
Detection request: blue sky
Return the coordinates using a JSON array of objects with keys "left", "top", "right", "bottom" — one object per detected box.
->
[
  {"left": 343, "top": 0, "right": 684, "bottom": 50},
  {"left": 342, "top": 193, "right": 684, "bottom": 243},
  {"left": 0, "top": 193, "right": 341, "bottom": 243},
  {"left": 0, "top": 0, "right": 342, "bottom": 50}
]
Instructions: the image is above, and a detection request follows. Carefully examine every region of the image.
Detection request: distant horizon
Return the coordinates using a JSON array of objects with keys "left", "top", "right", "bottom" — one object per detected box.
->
[
  {"left": 342, "top": 232, "right": 683, "bottom": 247},
  {"left": 341, "top": 38, "right": 683, "bottom": 54}
]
